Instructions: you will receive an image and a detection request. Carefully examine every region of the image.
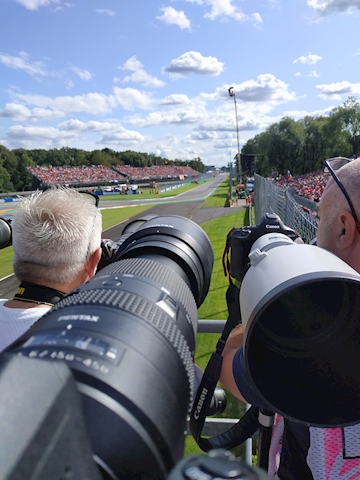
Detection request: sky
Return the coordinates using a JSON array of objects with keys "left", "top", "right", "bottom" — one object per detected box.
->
[{"left": 1, "top": 0, "right": 360, "bottom": 168}]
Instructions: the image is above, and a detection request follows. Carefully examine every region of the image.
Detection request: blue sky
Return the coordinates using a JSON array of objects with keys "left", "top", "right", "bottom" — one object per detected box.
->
[{"left": 1, "top": 0, "right": 360, "bottom": 168}]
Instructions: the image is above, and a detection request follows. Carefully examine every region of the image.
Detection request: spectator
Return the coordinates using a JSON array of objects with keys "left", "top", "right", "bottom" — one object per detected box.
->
[
  {"left": 0, "top": 187, "right": 102, "bottom": 352},
  {"left": 220, "top": 157, "right": 360, "bottom": 478}
]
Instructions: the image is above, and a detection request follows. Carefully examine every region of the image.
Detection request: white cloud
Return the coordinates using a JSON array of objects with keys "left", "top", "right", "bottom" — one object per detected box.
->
[
  {"left": 0, "top": 51, "right": 48, "bottom": 76},
  {"left": 293, "top": 53, "right": 322, "bottom": 65},
  {"left": 182, "top": 0, "right": 262, "bottom": 24},
  {"left": 119, "top": 56, "right": 165, "bottom": 88},
  {"left": 307, "top": 0, "right": 360, "bottom": 16},
  {"left": 120, "top": 56, "right": 143, "bottom": 71},
  {"left": 283, "top": 105, "right": 335, "bottom": 120},
  {"left": 160, "top": 94, "right": 191, "bottom": 105},
  {"left": 10, "top": 86, "right": 154, "bottom": 117},
  {"left": 0, "top": 103, "right": 65, "bottom": 121},
  {"left": 16, "top": 0, "right": 60, "bottom": 10},
  {"left": 164, "top": 51, "right": 224, "bottom": 77},
  {"left": 157, "top": 6, "right": 191, "bottom": 30},
  {"left": 71, "top": 66, "right": 92, "bottom": 81},
  {"left": 112, "top": 87, "right": 155, "bottom": 110},
  {"left": 13, "top": 91, "right": 115, "bottom": 114},
  {"left": 95, "top": 9, "right": 115, "bottom": 17},
  {"left": 206, "top": 75, "right": 296, "bottom": 104},
  {"left": 59, "top": 119, "right": 144, "bottom": 144},
  {"left": 316, "top": 80, "right": 360, "bottom": 99},
  {"left": 127, "top": 110, "right": 204, "bottom": 128},
  {"left": 123, "top": 70, "right": 165, "bottom": 88},
  {"left": 6, "top": 125, "right": 76, "bottom": 142},
  {"left": 308, "top": 70, "right": 321, "bottom": 77},
  {"left": 205, "top": 0, "right": 263, "bottom": 23}
]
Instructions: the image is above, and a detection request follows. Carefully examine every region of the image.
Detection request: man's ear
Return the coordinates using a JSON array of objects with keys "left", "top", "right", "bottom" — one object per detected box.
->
[
  {"left": 338, "top": 211, "right": 357, "bottom": 249},
  {"left": 86, "top": 247, "right": 102, "bottom": 278}
]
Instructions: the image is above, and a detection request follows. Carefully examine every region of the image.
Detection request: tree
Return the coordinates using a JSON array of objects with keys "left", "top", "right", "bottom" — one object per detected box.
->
[
  {"left": 332, "top": 97, "right": 360, "bottom": 155},
  {"left": 299, "top": 116, "right": 328, "bottom": 172},
  {"left": 188, "top": 157, "right": 205, "bottom": 172}
]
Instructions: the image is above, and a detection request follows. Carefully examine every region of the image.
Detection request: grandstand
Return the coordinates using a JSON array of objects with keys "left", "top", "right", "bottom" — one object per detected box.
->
[
  {"left": 272, "top": 169, "right": 329, "bottom": 203},
  {"left": 27, "top": 164, "right": 200, "bottom": 189}
]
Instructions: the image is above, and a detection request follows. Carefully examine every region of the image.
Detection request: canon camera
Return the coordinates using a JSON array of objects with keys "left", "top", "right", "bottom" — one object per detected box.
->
[{"left": 227, "top": 213, "right": 299, "bottom": 282}]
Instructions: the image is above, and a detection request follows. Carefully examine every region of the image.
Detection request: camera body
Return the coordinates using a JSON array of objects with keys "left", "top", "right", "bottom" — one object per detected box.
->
[{"left": 229, "top": 213, "right": 299, "bottom": 281}]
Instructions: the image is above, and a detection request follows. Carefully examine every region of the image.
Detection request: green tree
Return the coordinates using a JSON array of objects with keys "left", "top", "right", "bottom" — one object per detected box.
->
[
  {"left": 332, "top": 96, "right": 360, "bottom": 155},
  {"left": 299, "top": 116, "right": 328, "bottom": 172},
  {"left": 188, "top": 157, "right": 205, "bottom": 172}
]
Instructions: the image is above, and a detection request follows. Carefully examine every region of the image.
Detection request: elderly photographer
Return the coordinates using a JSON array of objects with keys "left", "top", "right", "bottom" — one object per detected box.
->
[
  {"left": 0, "top": 187, "right": 102, "bottom": 352},
  {"left": 220, "top": 157, "right": 360, "bottom": 479}
]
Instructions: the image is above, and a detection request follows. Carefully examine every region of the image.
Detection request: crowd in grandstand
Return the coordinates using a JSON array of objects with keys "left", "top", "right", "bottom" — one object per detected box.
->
[
  {"left": 116, "top": 164, "right": 199, "bottom": 180},
  {"left": 27, "top": 165, "right": 126, "bottom": 186},
  {"left": 27, "top": 164, "right": 200, "bottom": 187},
  {"left": 273, "top": 154, "right": 360, "bottom": 201},
  {"left": 272, "top": 170, "right": 329, "bottom": 202}
]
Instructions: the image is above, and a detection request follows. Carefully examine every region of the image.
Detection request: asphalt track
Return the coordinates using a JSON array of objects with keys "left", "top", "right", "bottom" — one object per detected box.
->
[{"left": 0, "top": 174, "right": 246, "bottom": 299}]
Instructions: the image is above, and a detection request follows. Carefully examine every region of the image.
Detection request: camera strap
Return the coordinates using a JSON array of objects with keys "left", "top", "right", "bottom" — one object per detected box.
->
[
  {"left": 13, "top": 281, "right": 66, "bottom": 307},
  {"left": 189, "top": 283, "right": 260, "bottom": 452}
]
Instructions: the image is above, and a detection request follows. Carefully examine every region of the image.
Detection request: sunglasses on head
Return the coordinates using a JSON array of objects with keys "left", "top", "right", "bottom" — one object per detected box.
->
[{"left": 324, "top": 157, "right": 360, "bottom": 234}]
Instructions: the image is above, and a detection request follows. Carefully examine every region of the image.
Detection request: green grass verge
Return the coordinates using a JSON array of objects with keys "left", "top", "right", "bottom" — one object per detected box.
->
[{"left": 202, "top": 177, "right": 231, "bottom": 207}]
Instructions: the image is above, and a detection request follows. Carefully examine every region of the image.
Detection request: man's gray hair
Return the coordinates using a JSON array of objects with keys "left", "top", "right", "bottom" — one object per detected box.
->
[{"left": 12, "top": 188, "right": 102, "bottom": 285}]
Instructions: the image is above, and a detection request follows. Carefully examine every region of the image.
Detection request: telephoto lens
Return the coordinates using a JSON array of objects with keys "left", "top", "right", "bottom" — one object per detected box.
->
[{"left": 8, "top": 215, "right": 214, "bottom": 480}]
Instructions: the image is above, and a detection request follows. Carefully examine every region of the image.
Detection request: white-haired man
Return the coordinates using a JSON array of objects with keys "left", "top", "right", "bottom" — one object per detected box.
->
[
  {"left": 0, "top": 187, "right": 102, "bottom": 352},
  {"left": 220, "top": 157, "right": 360, "bottom": 478}
]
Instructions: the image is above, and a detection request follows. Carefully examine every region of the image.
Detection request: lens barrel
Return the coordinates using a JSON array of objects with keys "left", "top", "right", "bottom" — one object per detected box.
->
[{"left": 9, "top": 215, "right": 214, "bottom": 479}]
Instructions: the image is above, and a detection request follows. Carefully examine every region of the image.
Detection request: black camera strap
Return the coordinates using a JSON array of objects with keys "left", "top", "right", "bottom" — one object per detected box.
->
[
  {"left": 13, "top": 281, "right": 66, "bottom": 307},
  {"left": 189, "top": 283, "right": 260, "bottom": 452}
]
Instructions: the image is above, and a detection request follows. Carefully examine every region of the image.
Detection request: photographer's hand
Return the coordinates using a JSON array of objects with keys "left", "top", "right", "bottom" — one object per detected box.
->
[{"left": 219, "top": 325, "right": 247, "bottom": 403}]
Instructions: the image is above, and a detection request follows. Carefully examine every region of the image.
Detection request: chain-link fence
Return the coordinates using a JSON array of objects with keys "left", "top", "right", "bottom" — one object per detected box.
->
[{"left": 254, "top": 174, "right": 319, "bottom": 244}]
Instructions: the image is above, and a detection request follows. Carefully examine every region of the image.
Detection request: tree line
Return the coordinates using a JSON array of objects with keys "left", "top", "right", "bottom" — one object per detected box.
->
[
  {"left": 0, "top": 147, "right": 205, "bottom": 193},
  {"left": 241, "top": 96, "right": 360, "bottom": 177}
]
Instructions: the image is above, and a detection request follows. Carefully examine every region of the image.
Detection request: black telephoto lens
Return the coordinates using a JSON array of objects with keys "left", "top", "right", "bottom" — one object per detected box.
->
[{"left": 8, "top": 215, "right": 214, "bottom": 480}]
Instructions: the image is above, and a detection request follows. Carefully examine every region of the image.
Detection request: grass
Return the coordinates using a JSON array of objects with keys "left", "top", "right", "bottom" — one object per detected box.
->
[
  {"left": 100, "top": 204, "right": 151, "bottom": 231},
  {"left": 185, "top": 205, "right": 250, "bottom": 459},
  {"left": 202, "top": 178, "right": 231, "bottom": 207}
]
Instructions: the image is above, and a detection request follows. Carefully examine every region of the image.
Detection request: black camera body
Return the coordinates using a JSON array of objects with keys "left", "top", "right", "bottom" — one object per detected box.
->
[{"left": 229, "top": 213, "right": 299, "bottom": 282}]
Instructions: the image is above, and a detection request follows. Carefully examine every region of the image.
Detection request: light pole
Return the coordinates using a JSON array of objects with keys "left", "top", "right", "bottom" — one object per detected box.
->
[{"left": 228, "top": 87, "right": 241, "bottom": 182}]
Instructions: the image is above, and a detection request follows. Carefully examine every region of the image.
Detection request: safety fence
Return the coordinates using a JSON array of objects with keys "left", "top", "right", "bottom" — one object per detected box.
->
[{"left": 254, "top": 174, "right": 319, "bottom": 244}]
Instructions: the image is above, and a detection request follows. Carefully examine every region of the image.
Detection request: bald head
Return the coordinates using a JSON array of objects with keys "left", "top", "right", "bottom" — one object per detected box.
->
[
  {"left": 317, "top": 158, "right": 360, "bottom": 272},
  {"left": 337, "top": 159, "right": 360, "bottom": 216}
]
